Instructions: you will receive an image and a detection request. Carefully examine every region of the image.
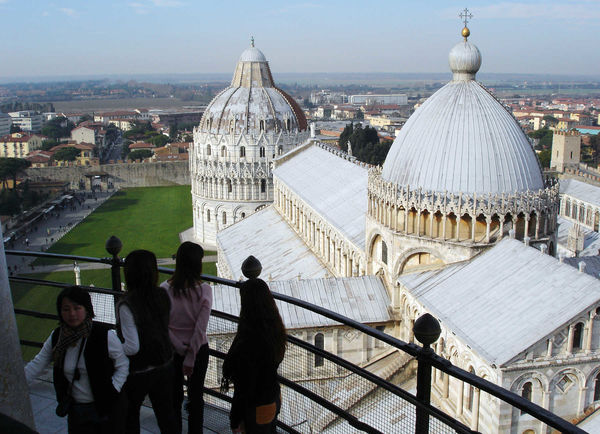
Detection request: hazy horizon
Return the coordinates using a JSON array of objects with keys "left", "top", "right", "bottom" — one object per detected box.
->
[{"left": 0, "top": 1, "right": 599, "bottom": 81}]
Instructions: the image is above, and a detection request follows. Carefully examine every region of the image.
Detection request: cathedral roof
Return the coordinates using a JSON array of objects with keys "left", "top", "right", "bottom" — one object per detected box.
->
[
  {"left": 199, "top": 41, "right": 307, "bottom": 136},
  {"left": 209, "top": 275, "right": 390, "bottom": 332},
  {"left": 398, "top": 238, "right": 600, "bottom": 366},
  {"left": 560, "top": 178, "right": 600, "bottom": 207},
  {"left": 217, "top": 207, "right": 329, "bottom": 281},
  {"left": 381, "top": 30, "right": 544, "bottom": 195},
  {"left": 273, "top": 143, "right": 368, "bottom": 250}
]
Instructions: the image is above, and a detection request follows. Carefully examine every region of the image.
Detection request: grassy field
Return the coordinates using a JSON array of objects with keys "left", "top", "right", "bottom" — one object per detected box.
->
[
  {"left": 44, "top": 186, "right": 196, "bottom": 260},
  {"left": 14, "top": 185, "right": 220, "bottom": 360}
]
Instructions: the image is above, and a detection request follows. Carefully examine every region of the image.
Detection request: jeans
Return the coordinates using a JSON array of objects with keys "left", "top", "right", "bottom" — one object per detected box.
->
[
  {"left": 172, "top": 344, "right": 209, "bottom": 434},
  {"left": 124, "top": 362, "right": 178, "bottom": 434}
]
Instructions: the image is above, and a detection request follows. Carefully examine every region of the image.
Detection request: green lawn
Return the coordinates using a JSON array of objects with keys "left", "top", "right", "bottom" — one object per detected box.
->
[
  {"left": 14, "top": 185, "right": 220, "bottom": 360},
  {"left": 43, "top": 186, "right": 195, "bottom": 260}
]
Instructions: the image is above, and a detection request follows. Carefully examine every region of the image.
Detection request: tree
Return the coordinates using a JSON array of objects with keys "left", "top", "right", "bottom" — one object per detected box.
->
[
  {"left": 0, "top": 158, "right": 31, "bottom": 190},
  {"left": 128, "top": 149, "right": 153, "bottom": 161},
  {"left": 52, "top": 147, "right": 80, "bottom": 162},
  {"left": 543, "top": 115, "right": 559, "bottom": 127},
  {"left": 338, "top": 123, "right": 354, "bottom": 151},
  {"left": 149, "top": 134, "right": 168, "bottom": 147},
  {"left": 538, "top": 149, "right": 551, "bottom": 168},
  {"left": 41, "top": 116, "right": 75, "bottom": 139},
  {"left": 528, "top": 128, "right": 553, "bottom": 150},
  {"left": 9, "top": 124, "right": 22, "bottom": 133},
  {"left": 78, "top": 114, "right": 93, "bottom": 124},
  {"left": 41, "top": 139, "right": 59, "bottom": 151}
]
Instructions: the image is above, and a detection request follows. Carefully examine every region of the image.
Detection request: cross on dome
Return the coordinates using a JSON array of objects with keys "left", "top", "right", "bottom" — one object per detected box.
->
[
  {"left": 250, "top": 36, "right": 255, "bottom": 47},
  {"left": 459, "top": 7, "right": 472, "bottom": 27},
  {"left": 459, "top": 7, "right": 473, "bottom": 40}
]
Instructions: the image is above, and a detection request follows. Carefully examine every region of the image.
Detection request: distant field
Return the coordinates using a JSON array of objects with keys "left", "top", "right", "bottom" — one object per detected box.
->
[
  {"left": 53, "top": 97, "right": 199, "bottom": 112},
  {"left": 43, "top": 186, "right": 195, "bottom": 260}
]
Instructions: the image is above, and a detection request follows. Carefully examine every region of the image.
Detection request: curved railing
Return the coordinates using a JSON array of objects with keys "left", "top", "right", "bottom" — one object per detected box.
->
[{"left": 6, "top": 241, "right": 585, "bottom": 434}]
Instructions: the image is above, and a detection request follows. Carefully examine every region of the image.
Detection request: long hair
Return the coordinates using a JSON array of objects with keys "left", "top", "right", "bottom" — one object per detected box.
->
[
  {"left": 123, "top": 250, "right": 165, "bottom": 325},
  {"left": 238, "top": 278, "right": 286, "bottom": 364},
  {"left": 169, "top": 241, "right": 204, "bottom": 298},
  {"left": 56, "top": 285, "right": 95, "bottom": 323}
]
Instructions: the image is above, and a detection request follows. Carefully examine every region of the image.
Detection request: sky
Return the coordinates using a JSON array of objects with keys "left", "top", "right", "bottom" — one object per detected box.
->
[{"left": 0, "top": 0, "right": 598, "bottom": 80}]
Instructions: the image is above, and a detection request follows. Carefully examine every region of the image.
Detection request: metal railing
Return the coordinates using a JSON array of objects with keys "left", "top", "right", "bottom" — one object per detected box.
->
[{"left": 6, "top": 237, "right": 585, "bottom": 434}]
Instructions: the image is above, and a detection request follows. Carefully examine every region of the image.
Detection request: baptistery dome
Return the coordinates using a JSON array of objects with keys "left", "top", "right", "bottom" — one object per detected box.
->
[
  {"left": 190, "top": 41, "right": 309, "bottom": 248},
  {"left": 199, "top": 43, "right": 307, "bottom": 136},
  {"left": 381, "top": 32, "right": 543, "bottom": 195}
]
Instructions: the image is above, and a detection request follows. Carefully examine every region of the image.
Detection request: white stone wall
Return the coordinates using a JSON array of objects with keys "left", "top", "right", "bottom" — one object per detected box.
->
[
  {"left": 190, "top": 128, "right": 308, "bottom": 247},
  {"left": 396, "top": 282, "right": 600, "bottom": 433}
]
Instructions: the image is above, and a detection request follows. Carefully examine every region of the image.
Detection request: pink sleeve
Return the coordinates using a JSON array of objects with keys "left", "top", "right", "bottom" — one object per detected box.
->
[
  {"left": 162, "top": 281, "right": 188, "bottom": 356},
  {"left": 184, "top": 283, "right": 213, "bottom": 369}
]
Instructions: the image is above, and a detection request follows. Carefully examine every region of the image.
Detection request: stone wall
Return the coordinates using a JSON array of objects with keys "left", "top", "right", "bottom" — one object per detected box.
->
[{"left": 25, "top": 161, "right": 190, "bottom": 189}]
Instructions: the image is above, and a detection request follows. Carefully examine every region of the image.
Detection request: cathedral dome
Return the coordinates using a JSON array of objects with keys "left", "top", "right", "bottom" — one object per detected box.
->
[
  {"left": 381, "top": 30, "right": 544, "bottom": 195},
  {"left": 199, "top": 42, "right": 307, "bottom": 136}
]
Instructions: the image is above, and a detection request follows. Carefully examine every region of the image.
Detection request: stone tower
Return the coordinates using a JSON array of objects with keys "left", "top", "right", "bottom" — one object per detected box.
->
[{"left": 550, "top": 130, "right": 581, "bottom": 173}]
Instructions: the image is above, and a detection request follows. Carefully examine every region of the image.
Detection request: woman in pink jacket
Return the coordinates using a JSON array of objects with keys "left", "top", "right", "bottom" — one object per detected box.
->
[{"left": 161, "top": 242, "right": 213, "bottom": 434}]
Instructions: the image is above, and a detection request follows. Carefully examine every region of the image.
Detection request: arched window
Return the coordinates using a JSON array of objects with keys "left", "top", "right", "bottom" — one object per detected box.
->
[
  {"left": 240, "top": 146, "right": 245, "bottom": 157},
  {"left": 278, "top": 145, "right": 283, "bottom": 155},
  {"left": 260, "top": 120, "right": 265, "bottom": 131},
  {"left": 521, "top": 381, "right": 532, "bottom": 414},
  {"left": 221, "top": 146, "right": 227, "bottom": 157},
  {"left": 227, "top": 179, "right": 232, "bottom": 193},
  {"left": 565, "top": 199, "right": 571, "bottom": 217},
  {"left": 466, "top": 367, "right": 475, "bottom": 411},
  {"left": 286, "top": 119, "right": 291, "bottom": 130},
  {"left": 594, "top": 372, "right": 600, "bottom": 401},
  {"left": 206, "top": 145, "right": 211, "bottom": 156},
  {"left": 241, "top": 212, "right": 246, "bottom": 218},
  {"left": 260, "top": 179, "right": 266, "bottom": 193},
  {"left": 222, "top": 212, "right": 227, "bottom": 225},
  {"left": 259, "top": 147, "right": 265, "bottom": 158},
  {"left": 314, "top": 333, "right": 324, "bottom": 367},
  {"left": 206, "top": 210, "right": 211, "bottom": 222},
  {"left": 573, "top": 322, "right": 584, "bottom": 350},
  {"left": 381, "top": 241, "right": 388, "bottom": 264}
]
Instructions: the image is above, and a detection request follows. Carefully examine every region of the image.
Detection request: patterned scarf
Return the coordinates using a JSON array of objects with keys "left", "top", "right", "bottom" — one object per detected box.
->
[{"left": 52, "top": 317, "right": 93, "bottom": 364}]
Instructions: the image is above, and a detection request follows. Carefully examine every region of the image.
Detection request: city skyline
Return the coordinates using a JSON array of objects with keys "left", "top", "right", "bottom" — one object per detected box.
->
[{"left": 0, "top": 0, "right": 599, "bottom": 81}]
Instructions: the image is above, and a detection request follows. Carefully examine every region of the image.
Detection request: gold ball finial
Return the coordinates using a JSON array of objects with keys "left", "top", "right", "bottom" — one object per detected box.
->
[{"left": 462, "top": 26, "right": 470, "bottom": 39}]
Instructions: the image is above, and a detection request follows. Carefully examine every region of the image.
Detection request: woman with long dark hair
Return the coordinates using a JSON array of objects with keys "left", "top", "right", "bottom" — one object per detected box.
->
[
  {"left": 222, "top": 278, "right": 286, "bottom": 433},
  {"left": 25, "top": 285, "right": 129, "bottom": 434},
  {"left": 118, "top": 250, "right": 177, "bottom": 433},
  {"left": 160, "top": 242, "right": 212, "bottom": 433}
]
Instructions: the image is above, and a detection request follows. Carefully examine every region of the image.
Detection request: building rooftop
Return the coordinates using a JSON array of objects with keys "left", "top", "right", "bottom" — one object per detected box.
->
[{"left": 398, "top": 238, "right": 600, "bottom": 366}]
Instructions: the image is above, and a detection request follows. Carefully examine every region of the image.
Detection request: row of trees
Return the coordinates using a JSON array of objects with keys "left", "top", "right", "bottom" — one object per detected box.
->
[{"left": 338, "top": 123, "right": 391, "bottom": 166}]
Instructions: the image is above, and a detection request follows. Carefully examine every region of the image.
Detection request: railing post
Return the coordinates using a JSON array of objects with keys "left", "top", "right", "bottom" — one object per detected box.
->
[
  {"left": 241, "top": 255, "right": 262, "bottom": 279},
  {"left": 105, "top": 235, "right": 123, "bottom": 292},
  {"left": 413, "top": 313, "right": 441, "bottom": 434}
]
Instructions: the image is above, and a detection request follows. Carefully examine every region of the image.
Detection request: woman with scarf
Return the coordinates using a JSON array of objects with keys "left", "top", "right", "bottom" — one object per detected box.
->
[
  {"left": 25, "top": 286, "right": 129, "bottom": 434},
  {"left": 222, "top": 278, "right": 287, "bottom": 433}
]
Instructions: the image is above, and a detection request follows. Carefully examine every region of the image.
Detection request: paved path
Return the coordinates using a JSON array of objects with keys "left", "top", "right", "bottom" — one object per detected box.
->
[
  {"left": 5, "top": 190, "right": 115, "bottom": 275},
  {"left": 18, "top": 255, "right": 217, "bottom": 275}
]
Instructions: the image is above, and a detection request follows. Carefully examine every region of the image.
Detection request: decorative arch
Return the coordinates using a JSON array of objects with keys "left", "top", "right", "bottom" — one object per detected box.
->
[{"left": 394, "top": 247, "right": 446, "bottom": 276}]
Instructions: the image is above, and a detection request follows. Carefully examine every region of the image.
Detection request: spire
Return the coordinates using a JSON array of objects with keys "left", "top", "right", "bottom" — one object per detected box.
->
[
  {"left": 459, "top": 7, "right": 473, "bottom": 41},
  {"left": 250, "top": 35, "right": 255, "bottom": 47}
]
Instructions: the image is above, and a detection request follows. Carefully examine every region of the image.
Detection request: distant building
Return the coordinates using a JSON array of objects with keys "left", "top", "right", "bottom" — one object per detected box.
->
[
  {"left": 25, "top": 150, "right": 52, "bottom": 168},
  {"left": 349, "top": 94, "right": 407, "bottom": 106},
  {"left": 50, "top": 142, "right": 97, "bottom": 166},
  {"left": 153, "top": 142, "right": 189, "bottom": 162},
  {"left": 0, "top": 111, "right": 11, "bottom": 136},
  {"left": 150, "top": 110, "right": 203, "bottom": 127},
  {"left": 551, "top": 130, "right": 581, "bottom": 172},
  {"left": 0, "top": 132, "right": 45, "bottom": 158},
  {"left": 8, "top": 111, "right": 43, "bottom": 132}
]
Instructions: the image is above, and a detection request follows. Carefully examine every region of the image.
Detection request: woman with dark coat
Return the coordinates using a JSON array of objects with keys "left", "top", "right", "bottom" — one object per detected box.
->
[
  {"left": 118, "top": 249, "right": 177, "bottom": 434},
  {"left": 222, "top": 278, "right": 287, "bottom": 433},
  {"left": 25, "top": 286, "right": 129, "bottom": 434}
]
